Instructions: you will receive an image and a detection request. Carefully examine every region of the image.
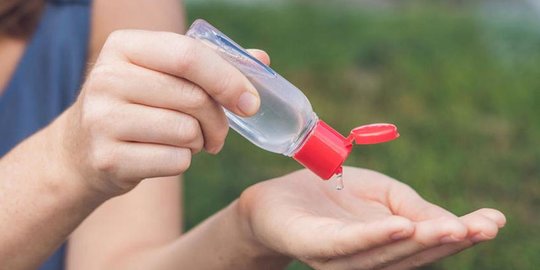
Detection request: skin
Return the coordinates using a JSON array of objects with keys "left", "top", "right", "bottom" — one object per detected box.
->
[
  {"left": 0, "top": 37, "right": 25, "bottom": 93},
  {"left": 67, "top": 0, "right": 187, "bottom": 268},
  {"left": 0, "top": 0, "right": 505, "bottom": 269},
  {"left": 239, "top": 167, "right": 505, "bottom": 270}
]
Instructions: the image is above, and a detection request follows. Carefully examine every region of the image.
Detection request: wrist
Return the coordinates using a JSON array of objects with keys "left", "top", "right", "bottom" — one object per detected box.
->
[
  {"left": 41, "top": 110, "right": 114, "bottom": 202},
  {"left": 0, "top": 119, "right": 108, "bottom": 268},
  {"left": 228, "top": 200, "right": 292, "bottom": 267},
  {"left": 52, "top": 107, "right": 126, "bottom": 198}
]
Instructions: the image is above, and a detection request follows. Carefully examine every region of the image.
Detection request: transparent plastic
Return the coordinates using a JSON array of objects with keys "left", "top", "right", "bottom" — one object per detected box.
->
[{"left": 187, "top": 19, "right": 318, "bottom": 156}]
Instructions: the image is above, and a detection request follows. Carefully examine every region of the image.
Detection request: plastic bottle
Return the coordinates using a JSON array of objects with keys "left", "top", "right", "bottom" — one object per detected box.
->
[{"left": 187, "top": 19, "right": 399, "bottom": 180}]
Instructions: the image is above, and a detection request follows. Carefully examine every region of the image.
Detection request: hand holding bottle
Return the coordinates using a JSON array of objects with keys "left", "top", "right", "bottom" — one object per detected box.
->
[{"left": 54, "top": 30, "right": 269, "bottom": 195}]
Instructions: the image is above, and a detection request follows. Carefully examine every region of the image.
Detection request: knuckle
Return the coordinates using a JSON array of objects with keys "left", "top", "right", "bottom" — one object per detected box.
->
[
  {"left": 79, "top": 103, "right": 102, "bottom": 131},
  {"left": 89, "top": 145, "right": 120, "bottom": 176},
  {"left": 87, "top": 64, "right": 120, "bottom": 92},
  {"left": 176, "top": 40, "right": 198, "bottom": 74},
  {"left": 215, "top": 112, "right": 229, "bottom": 138},
  {"left": 177, "top": 116, "right": 200, "bottom": 143},
  {"left": 182, "top": 83, "right": 209, "bottom": 110},
  {"left": 215, "top": 128, "right": 228, "bottom": 147},
  {"left": 80, "top": 100, "right": 117, "bottom": 136},
  {"left": 214, "top": 70, "right": 236, "bottom": 100},
  {"left": 192, "top": 140, "right": 204, "bottom": 154},
  {"left": 105, "top": 30, "right": 131, "bottom": 47},
  {"left": 439, "top": 217, "right": 463, "bottom": 232},
  {"left": 82, "top": 109, "right": 104, "bottom": 134},
  {"left": 172, "top": 149, "right": 191, "bottom": 173},
  {"left": 206, "top": 122, "right": 229, "bottom": 153},
  {"left": 191, "top": 143, "right": 203, "bottom": 155}
]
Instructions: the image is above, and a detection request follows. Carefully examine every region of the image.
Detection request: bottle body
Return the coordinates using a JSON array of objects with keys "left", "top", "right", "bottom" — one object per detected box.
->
[
  {"left": 187, "top": 19, "right": 317, "bottom": 156},
  {"left": 187, "top": 19, "right": 400, "bottom": 180}
]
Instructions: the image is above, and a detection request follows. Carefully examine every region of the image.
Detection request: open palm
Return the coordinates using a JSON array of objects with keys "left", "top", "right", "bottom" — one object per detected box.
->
[{"left": 239, "top": 167, "right": 505, "bottom": 270}]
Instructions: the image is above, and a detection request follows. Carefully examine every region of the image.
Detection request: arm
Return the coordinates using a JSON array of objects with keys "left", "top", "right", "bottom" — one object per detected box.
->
[
  {"left": 1, "top": 0, "right": 264, "bottom": 268},
  {"left": 0, "top": 120, "right": 107, "bottom": 269},
  {"left": 68, "top": 192, "right": 289, "bottom": 270},
  {"left": 67, "top": 1, "right": 286, "bottom": 269},
  {"left": 67, "top": 0, "right": 185, "bottom": 267},
  {"left": 69, "top": 165, "right": 506, "bottom": 270},
  {"left": 0, "top": 1, "right": 186, "bottom": 268}
]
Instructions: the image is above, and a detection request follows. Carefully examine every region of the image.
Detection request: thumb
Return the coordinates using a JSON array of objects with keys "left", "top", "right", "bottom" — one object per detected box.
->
[{"left": 247, "top": 49, "right": 271, "bottom": 66}]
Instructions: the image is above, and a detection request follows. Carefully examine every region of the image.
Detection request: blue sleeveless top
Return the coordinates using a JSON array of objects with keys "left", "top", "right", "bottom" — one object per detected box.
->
[{"left": 0, "top": 0, "right": 91, "bottom": 269}]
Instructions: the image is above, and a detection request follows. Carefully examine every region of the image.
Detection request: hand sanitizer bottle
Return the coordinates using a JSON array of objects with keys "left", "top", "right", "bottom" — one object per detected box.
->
[{"left": 187, "top": 19, "right": 399, "bottom": 180}]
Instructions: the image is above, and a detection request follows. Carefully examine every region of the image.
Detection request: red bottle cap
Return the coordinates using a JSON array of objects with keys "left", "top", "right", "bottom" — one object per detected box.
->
[{"left": 293, "top": 121, "right": 399, "bottom": 180}]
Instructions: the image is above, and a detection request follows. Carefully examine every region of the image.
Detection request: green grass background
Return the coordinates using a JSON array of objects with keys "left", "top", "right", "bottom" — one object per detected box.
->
[{"left": 183, "top": 1, "right": 540, "bottom": 269}]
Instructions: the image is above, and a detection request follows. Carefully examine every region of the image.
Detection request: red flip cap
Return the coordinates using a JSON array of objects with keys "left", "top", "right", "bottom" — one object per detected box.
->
[{"left": 293, "top": 121, "right": 399, "bottom": 180}]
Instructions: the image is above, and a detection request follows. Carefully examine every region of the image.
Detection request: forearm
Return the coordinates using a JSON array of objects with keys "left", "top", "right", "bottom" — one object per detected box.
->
[
  {"left": 0, "top": 113, "right": 108, "bottom": 269},
  {"left": 106, "top": 201, "right": 291, "bottom": 270}
]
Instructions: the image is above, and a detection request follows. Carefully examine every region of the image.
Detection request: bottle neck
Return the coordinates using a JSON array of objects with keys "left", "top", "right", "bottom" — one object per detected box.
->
[{"left": 283, "top": 113, "right": 319, "bottom": 157}]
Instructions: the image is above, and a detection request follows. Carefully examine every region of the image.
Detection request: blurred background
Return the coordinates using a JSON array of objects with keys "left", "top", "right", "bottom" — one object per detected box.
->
[{"left": 183, "top": 0, "right": 539, "bottom": 269}]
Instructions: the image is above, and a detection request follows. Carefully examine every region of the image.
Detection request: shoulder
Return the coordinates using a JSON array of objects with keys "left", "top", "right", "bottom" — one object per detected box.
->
[{"left": 89, "top": 0, "right": 185, "bottom": 61}]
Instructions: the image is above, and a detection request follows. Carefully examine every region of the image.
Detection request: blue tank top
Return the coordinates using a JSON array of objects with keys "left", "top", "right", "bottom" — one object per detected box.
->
[{"left": 0, "top": 0, "right": 91, "bottom": 269}]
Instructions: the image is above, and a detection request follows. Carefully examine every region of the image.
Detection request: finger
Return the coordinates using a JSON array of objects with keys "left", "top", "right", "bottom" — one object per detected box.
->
[
  {"left": 98, "top": 142, "right": 191, "bottom": 183},
  {"left": 96, "top": 63, "right": 228, "bottom": 153},
  {"left": 380, "top": 241, "right": 472, "bottom": 270},
  {"left": 387, "top": 184, "right": 457, "bottom": 221},
  {"left": 320, "top": 217, "right": 468, "bottom": 270},
  {"left": 460, "top": 209, "right": 500, "bottom": 242},
  {"left": 381, "top": 210, "right": 504, "bottom": 270},
  {"left": 474, "top": 208, "right": 506, "bottom": 228},
  {"left": 247, "top": 49, "right": 271, "bottom": 65},
  {"left": 101, "top": 30, "right": 260, "bottom": 116},
  {"left": 291, "top": 215, "right": 414, "bottom": 258},
  {"left": 108, "top": 104, "right": 204, "bottom": 154},
  {"left": 341, "top": 168, "right": 457, "bottom": 221}
]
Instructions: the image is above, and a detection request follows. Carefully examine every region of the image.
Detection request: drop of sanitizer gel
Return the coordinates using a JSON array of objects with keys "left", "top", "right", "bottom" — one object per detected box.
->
[
  {"left": 187, "top": 19, "right": 400, "bottom": 184},
  {"left": 335, "top": 170, "right": 344, "bottom": 191}
]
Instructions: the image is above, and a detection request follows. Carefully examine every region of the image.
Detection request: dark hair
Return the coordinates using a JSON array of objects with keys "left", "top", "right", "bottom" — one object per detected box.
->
[{"left": 0, "top": 0, "right": 44, "bottom": 39}]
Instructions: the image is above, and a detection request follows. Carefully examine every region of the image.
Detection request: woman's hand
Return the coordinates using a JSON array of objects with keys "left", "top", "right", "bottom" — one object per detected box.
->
[
  {"left": 237, "top": 167, "right": 506, "bottom": 269},
  {"left": 54, "top": 30, "right": 269, "bottom": 196}
]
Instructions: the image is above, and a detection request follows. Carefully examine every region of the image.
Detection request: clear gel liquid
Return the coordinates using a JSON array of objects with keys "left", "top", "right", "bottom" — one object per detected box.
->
[
  {"left": 335, "top": 171, "right": 344, "bottom": 191},
  {"left": 187, "top": 21, "right": 318, "bottom": 157},
  {"left": 226, "top": 73, "right": 318, "bottom": 156}
]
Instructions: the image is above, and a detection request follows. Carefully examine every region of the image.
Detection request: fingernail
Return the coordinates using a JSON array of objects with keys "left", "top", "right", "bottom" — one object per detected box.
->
[
  {"left": 440, "top": 235, "right": 461, "bottom": 244},
  {"left": 237, "top": 91, "right": 260, "bottom": 116},
  {"left": 208, "top": 144, "right": 224, "bottom": 155},
  {"left": 248, "top": 48, "right": 265, "bottom": 55}
]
